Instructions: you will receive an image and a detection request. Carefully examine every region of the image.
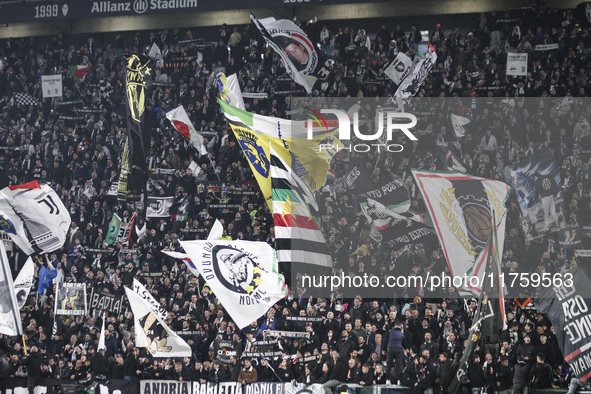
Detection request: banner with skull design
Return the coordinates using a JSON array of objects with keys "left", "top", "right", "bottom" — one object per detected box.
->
[{"left": 180, "top": 240, "right": 288, "bottom": 329}]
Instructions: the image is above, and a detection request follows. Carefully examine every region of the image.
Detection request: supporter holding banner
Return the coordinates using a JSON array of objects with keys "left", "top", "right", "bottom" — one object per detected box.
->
[
  {"left": 213, "top": 339, "right": 239, "bottom": 364},
  {"left": 503, "top": 147, "right": 565, "bottom": 240},
  {"left": 394, "top": 44, "right": 437, "bottom": 98},
  {"left": 0, "top": 181, "right": 71, "bottom": 255},
  {"left": 250, "top": 14, "right": 332, "bottom": 93},
  {"left": 37, "top": 264, "right": 57, "bottom": 295},
  {"left": 105, "top": 212, "right": 137, "bottom": 245},
  {"left": 362, "top": 198, "right": 435, "bottom": 249},
  {"left": 451, "top": 113, "right": 470, "bottom": 138},
  {"left": 89, "top": 288, "right": 124, "bottom": 315},
  {"left": 55, "top": 283, "right": 87, "bottom": 316},
  {"left": 560, "top": 225, "right": 583, "bottom": 252},
  {"left": 344, "top": 162, "right": 410, "bottom": 213}
]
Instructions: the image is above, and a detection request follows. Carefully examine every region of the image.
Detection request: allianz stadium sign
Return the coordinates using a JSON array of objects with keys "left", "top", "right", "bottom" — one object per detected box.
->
[{"left": 91, "top": 0, "right": 197, "bottom": 14}]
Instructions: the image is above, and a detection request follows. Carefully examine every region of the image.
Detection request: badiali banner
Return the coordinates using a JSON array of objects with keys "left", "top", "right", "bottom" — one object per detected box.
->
[{"left": 89, "top": 288, "right": 124, "bottom": 314}]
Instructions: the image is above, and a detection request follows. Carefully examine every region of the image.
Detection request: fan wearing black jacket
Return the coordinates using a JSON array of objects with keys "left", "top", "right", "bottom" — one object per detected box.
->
[
  {"left": 322, "top": 353, "right": 347, "bottom": 394},
  {"left": 110, "top": 353, "right": 125, "bottom": 379},
  {"left": 466, "top": 354, "right": 486, "bottom": 394},
  {"left": 495, "top": 357, "right": 514, "bottom": 394},
  {"left": 208, "top": 361, "right": 228, "bottom": 383},
  {"left": 414, "top": 354, "right": 436, "bottom": 394},
  {"left": 358, "top": 364, "right": 373, "bottom": 386},
  {"left": 529, "top": 353, "right": 553, "bottom": 389},
  {"left": 345, "top": 358, "right": 360, "bottom": 384},
  {"left": 89, "top": 348, "right": 108, "bottom": 379},
  {"left": 23, "top": 346, "right": 42, "bottom": 394},
  {"left": 436, "top": 352, "right": 453, "bottom": 393}
]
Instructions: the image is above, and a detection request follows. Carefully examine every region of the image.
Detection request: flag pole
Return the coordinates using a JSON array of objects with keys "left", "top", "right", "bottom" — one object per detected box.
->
[
  {"left": 565, "top": 228, "right": 568, "bottom": 270},
  {"left": 22, "top": 335, "right": 27, "bottom": 355},
  {"left": 206, "top": 153, "right": 221, "bottom": 181},
  {"left": 241, "top": 328, "right": 284, "bottom": 382}
]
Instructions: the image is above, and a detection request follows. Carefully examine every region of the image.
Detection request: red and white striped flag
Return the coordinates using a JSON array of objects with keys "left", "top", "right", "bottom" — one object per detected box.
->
[{"left": 166, "top": 105, "right": 207, "bottom": 156}]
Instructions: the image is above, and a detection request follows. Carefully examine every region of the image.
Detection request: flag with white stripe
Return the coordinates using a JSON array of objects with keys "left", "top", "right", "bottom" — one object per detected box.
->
[
  {"left": 270, "top": 145, "right": 332, "bottom": 279},
  {"left": 97, "top": 314, "right": 106, "bottom": 352}
]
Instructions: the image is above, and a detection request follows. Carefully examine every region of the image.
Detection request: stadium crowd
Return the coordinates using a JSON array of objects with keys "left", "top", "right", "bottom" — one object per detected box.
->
[{"left": 0, "top": 5, "right": 591, "bottom": 394}]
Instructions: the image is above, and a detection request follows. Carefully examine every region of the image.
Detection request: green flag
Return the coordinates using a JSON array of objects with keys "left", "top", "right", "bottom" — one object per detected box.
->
[
  {"left": 68, "top": 65, "right": 89, "bottom": 83},
  {"left": 105, "top": 213, "right": 122, "bottom": 245}
]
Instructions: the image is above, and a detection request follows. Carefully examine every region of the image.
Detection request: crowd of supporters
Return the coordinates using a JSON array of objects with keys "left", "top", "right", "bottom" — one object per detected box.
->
[{"left": 0, "top": 5, "right": 590, "bottom": 394}]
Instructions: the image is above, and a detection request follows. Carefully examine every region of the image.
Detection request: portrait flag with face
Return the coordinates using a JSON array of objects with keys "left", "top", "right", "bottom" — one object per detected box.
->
[
  {"left": 251, "top": 14, "right": 332, "bottom": 93},
  {"left": 180, "top": 240, "right": 288, "bottom": 329}
]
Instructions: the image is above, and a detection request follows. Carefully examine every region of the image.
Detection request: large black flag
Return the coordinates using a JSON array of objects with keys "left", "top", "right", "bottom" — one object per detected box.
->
[
  {"left": 118, "top": 54, "right": 154, "bottom": 205},
  {"left": 344, "top": 162, "right": 410, "bottom": 213},
  {"left": 363, "top": 198, "right": 435, "bottom": 249},
  {"left": 448, "top": 217, "right": 505, "bottom": 394},
  {"left": 536, "top": 267, "right": 591, "bottom": 382}
]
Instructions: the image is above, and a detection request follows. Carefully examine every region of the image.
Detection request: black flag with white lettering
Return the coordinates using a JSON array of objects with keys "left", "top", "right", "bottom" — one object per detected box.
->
[{"left": 536, "top": 267, "right": 591, "bottom": 382}]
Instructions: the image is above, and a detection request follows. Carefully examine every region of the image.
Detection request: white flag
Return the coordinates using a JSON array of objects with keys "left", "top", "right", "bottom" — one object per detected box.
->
[
  {"left": 0, "top": 181, "right": 71, "bottom": 255},
  {"left": 217, "top": 73, "right": 245, "bottom": 110},
  {"left": 451, "top": 114, "right": 471, "bottom": 138},
  {"left": 0, "top": 241, "right": 23, "bottom": 336},
  {"left": 208, "top": 219, "right": 224, "bottom": 241},
  {"left": 14, "top": 257, "right": 35, "bottom": 309},
  {"left": 125, "top": 287, "right": 191, "bottom": 357},
  {"left": 163, "top": 219, "right": 224, "bottom": 278},
  {"left": 180, "top": 240, "right": 288, "bottom": 329},
  {"left": 394, "top": 45, "right": 437, "bottom": 99},
  {"left": 384, "top": 53, "right": 413, "bottom": 85},
  {"left": 97, "top": 314, "right": 106, "bottom": 351},
  {"left": 132, "top": 278, "right": 167, "bottom": 320},
  {"left": 166, "top": 106, "right": 207, "bottom": 156},
  {"left": 148, "top": 43, "right": 164, "bottom": 68}
]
